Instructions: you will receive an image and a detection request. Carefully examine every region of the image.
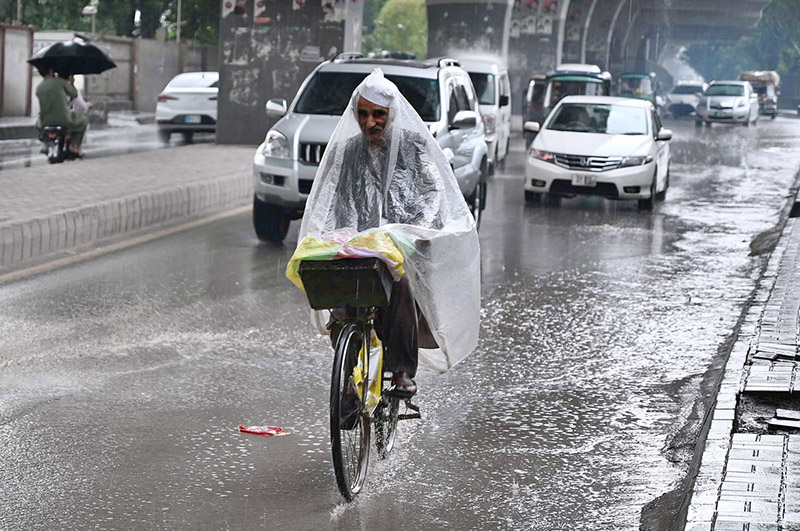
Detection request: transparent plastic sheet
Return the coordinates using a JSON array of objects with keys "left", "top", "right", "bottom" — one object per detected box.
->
[{"left": 294, "top": 69, "right": 481, "bottom": 372}]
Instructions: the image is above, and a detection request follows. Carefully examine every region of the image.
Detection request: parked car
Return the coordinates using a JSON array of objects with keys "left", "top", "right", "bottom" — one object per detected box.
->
[
  {"left": 523, "top": 96, "right": 672, "bottom": 210},
  {"left": 738, "top": 70, "right": 780, "bottom": 119},
  {"left": 252, "top": 55, "right": 489, "bottom": 242},
  {"left": 155, "top": 71, "right": 218, "bottom": 144},
  {"left": 541, "top": 64, "right": 612, "bottom": 120},
  {"left": 664, "top": 81, "right": 707, "bottom": 118},
  {"left": 460, "top": 58, "right": 511, "bottom": 172},
  {"left": 695, "top": 81, "right": 759, "bottom": 127}
]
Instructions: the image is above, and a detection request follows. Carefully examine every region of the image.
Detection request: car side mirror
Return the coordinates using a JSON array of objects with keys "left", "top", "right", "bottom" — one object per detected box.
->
[
  {"left": 657, "top": 128, "right": 672, "bottom": 141},
  {"left": 266, "top": 98, "right": 288, "bottom": 118},
  {"left": 523, "top": 121, "right": 540, "bottom": 133},
  {"left": 499, "top": 95, "right": 509, "bottom": 107},
  {"left": 450, "top": 110, "right": 477, "bottom": 130}
]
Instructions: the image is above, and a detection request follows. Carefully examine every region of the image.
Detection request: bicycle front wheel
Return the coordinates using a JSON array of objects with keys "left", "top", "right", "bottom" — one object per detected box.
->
[{"left": 330, "top": 322, "right": 371, "bottom": 501}]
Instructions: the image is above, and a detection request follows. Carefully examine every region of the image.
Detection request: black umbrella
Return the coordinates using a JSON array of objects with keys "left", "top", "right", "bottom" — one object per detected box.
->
[{"left": 27, "top": 41, "right": 116, "bottom": 76}]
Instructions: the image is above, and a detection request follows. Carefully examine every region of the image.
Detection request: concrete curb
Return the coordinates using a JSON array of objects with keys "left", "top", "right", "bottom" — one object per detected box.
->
[
  {"left": 0, "top": 171, "right": 251, "bottom": 271},
  {"left": 683, "top": 220, "right": 800, "bottom": 528}
]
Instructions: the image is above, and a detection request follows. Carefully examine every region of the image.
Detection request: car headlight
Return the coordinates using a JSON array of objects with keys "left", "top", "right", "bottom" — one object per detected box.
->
[
  {"left": 736, "top": 98, "right": 747, "bottom": 108},
  {"left": 620, "top": 155, "right": 654, "bottom": 167},
  {"left": 483, "top": 115, "right": 496, "bottom": 135},
  {"left": 260, "top": 130, "right": 290, "bottom": 158},
  {"left": 529, "top": 149, "right": 556, "bottom": 163}
]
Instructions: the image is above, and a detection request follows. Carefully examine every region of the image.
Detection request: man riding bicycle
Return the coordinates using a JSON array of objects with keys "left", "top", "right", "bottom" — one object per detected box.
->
[{"left": 295, "top": 69, "right": 481, "bottom": 393}]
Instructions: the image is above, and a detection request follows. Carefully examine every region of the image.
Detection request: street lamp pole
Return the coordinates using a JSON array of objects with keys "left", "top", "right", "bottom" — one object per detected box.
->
[
  {"left": 176, "top": 0, "right": 181, "bottom": 44},
  {"left": 16, "top": 0, "right": 22, "bottom": 24}
]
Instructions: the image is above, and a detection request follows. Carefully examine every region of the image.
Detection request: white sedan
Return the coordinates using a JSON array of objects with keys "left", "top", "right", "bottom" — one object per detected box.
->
[
  {"left": 524, "top": 96, "right": 672, "bottom": 210},
  {"left": 155, "top": 71, "right": 218, "bottom": 144}
]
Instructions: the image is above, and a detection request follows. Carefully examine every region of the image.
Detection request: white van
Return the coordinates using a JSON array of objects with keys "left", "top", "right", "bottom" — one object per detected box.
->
[{"left": 460, "top": 59, "right": 511, "bottom": 172}]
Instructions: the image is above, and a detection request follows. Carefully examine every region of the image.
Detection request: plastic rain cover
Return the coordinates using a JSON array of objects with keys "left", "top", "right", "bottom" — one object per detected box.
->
[{"left": 294, "top": 68, "right": 480, "bottom": 372}]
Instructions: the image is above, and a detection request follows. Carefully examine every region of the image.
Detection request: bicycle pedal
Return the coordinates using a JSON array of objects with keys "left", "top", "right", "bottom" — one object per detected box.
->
[{"left": 397, "top": 400, "right": 421, "bottom": 421}]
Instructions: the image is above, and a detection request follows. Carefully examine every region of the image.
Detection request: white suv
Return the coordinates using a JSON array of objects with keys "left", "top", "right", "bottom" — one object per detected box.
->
[{"left": 251, "top": 55, "right": 489, "bottom": 242}]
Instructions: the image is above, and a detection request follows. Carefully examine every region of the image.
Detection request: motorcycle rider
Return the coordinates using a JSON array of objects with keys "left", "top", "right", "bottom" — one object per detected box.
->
[{"left": 35, "top": 68, "right": 87, "bottom": 157}]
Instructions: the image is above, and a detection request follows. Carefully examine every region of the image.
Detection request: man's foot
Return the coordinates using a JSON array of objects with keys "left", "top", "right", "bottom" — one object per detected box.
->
[{"left": 390, "top": 372, "right": 417, "bottom": 396}]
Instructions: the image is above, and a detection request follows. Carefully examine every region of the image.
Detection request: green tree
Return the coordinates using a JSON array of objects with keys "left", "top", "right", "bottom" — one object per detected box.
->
[
  {"left": 681, "top": 0, "right": 800, "bottom": 81},
  {"left": 364, "top": 0, "right": 427, "bottom": 59},
  {"left": 17, "top": 0, "right": 218, "bottom": 44}
]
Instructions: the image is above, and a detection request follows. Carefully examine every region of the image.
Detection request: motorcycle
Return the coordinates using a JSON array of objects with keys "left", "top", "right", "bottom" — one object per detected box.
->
[{"left": 39, "top": 125, "right": 81, "bottom": 164}]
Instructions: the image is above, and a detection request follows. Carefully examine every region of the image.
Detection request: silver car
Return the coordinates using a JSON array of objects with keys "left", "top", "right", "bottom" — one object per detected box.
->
[
  {"left": 251, "top": 55, "right": 489, "bottom": 242},
  {"left": 695, "top": 81, "right": 760, "bottom": 127}
]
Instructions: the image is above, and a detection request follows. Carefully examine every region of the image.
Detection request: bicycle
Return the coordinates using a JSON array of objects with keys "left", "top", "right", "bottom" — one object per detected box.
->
[{"left": 299, "top": 257, "right": 420, "bottom": 501}]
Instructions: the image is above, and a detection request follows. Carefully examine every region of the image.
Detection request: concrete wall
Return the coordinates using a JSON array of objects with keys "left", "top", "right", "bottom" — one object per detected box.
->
[
  {"left": 217, "top": 0, "right": 346, "bottom": 145},
  {"left": 1, "top": 25, "right": 34, "bottom": 117},
  {"left": 136, "top": 39, "right": 182, "bottom": 112},
  {"left": 84, "top": 36, "right": 135, "bottom": 108}
]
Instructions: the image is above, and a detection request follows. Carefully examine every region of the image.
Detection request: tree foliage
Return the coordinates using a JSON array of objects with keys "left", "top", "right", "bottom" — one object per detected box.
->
[
  {"left": 13, "top": 0, "right": 219, "bottom": 45},
  {"left": 363, "top": 0, "right": 427, "bottom": 59},
  {"left": 682, "top": 0, "right": 800, "bottom": 82}
]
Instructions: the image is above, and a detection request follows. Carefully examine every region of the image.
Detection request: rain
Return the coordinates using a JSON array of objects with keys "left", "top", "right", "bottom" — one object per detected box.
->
[{"left": 2, "top": 0, "right": 800, "bottom": 529}]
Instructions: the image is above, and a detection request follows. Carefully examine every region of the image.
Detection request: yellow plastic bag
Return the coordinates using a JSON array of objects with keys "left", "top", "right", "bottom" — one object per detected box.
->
[{"left": 286, "top": 230, "right": 405, "bottom": 292}]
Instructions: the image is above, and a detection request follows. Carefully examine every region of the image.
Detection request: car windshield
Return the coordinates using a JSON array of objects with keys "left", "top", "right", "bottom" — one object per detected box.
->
[
  {"left": 294, "top": 71, "right": 440, "bottom": 122},
  {"left": 705, "top": 84, "right": 745, "bottom": 96},
  {"left": 468, "top": 73, "right": 496, "bottom": 105},
  {"left": 619, "top": 76, "right": 653, "bottom": 95},
  {"left": 671, "top": 85, "right": 702, "bottom": 95},
  {"left": 547, "top": 103, "right": 648, "bottom": 135},
  {"left": 167, "top": 74, "right": 218, "bottom": 88},
  {"left": 548, "top": 79, "right": 605, "bottom": 106}
]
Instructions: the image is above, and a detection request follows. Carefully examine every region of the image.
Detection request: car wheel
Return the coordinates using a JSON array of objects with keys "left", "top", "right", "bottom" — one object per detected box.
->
[
  {"left": 253, "top": 196, "right": 290, "bottom": 243},
  {"left": 524, "top": 190, "right": 542, "bottom": 204},
  {"left": 544, "top": 194, "right": 561, "bottom": 207},
  {"left": 656, "top": 165, "right": 668, "bottom": 201},
  {"left": 469, "top": 159, "right": 488, "bottom": 230},
  {"left": 771, "top": 112, "right": 777, "bottom": 120},
  {"left": 158, "top": 129, "right": 171, "bottom": 145},
  {"left": 638, "top": 169, "right": 657, "bottom": 211},
  {"left": 182, "top": 131, "right": 194, "bottom": 143},
  {"left": 695, "top": 119, "right": 702, "bottom": 127}
]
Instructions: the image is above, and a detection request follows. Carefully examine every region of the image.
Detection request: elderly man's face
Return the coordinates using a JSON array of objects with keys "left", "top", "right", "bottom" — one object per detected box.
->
[{"left": 357, "top": 97, "right": 389, "bottom": 144}]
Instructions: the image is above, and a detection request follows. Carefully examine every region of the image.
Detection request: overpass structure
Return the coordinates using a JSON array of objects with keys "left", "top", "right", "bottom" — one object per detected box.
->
[{"left": 428, "top": 0, "right": 771, "bottom": 113}]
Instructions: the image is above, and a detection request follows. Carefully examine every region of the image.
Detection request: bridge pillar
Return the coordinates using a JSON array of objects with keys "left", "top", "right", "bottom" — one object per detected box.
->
[{"left": 216, "top": 0, "right": 348, "bottom": 144}]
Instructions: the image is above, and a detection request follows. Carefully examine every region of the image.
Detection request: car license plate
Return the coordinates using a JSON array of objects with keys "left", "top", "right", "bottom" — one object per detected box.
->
[
  {"left": 185, "top": 115, "right": 201, "bottom": 124},
  {"left": 571, "top": 174, "right": 596, "bottom": 187}
]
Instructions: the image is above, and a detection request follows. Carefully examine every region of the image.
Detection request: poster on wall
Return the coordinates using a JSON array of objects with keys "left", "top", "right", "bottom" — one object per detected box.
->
[{"left": 536, "top": 15, "right": 552, "bottom": 35}]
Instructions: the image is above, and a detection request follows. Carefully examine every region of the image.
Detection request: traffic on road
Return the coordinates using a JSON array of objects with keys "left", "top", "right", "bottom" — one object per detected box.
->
[{"left": 3, "top": 2, "right": 800, "bottom": 529}]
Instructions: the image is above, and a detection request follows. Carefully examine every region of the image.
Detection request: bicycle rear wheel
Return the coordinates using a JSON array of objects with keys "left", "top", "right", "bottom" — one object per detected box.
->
[
  {"left": 374, "top": 392, "right": 400, "bottom": 459},
  {"left": 330, "top": 322, "right": 371, "bottom": 501}
]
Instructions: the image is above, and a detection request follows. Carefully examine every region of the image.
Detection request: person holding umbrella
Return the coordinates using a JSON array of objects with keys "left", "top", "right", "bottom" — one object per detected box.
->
[
  {"left": 28, "top": 40, "right": 117, "bottom": 158},
  {"left": 35, "top": 67, "right": 87, "bottom": 156}
]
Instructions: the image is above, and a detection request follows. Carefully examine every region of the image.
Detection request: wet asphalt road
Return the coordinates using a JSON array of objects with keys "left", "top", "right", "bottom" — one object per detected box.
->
[{"left": 3, "top": 117, "right": 800, "bottom": 530}]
